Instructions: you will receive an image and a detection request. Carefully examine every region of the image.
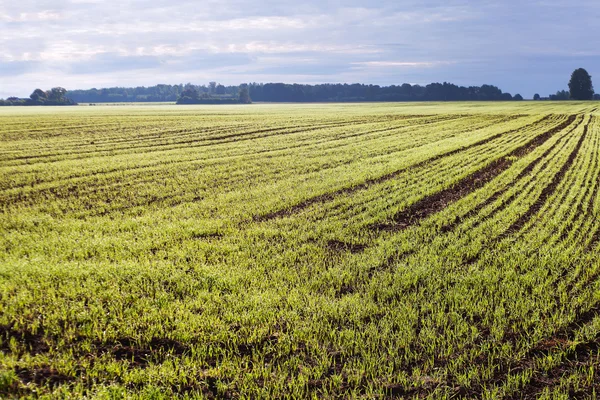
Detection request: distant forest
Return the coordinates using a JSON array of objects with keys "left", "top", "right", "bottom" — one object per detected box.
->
[
  {"left": 65, "top": 82, "right": 600, "bottom": 104},
  {"left": 66, "top": 82, "right": 528, "bottom": 103},
  {"left": 67, "top": 82, "right": 239, "bottom": 103},
  {"left": 3, "top": 78, "right": 599, "bottom": 106},
  {"left": 0, "top": 88, "right": 76, "bottom": 106},
  {"left": 248, "top": 83, "right": 522, "bottom": 102}
]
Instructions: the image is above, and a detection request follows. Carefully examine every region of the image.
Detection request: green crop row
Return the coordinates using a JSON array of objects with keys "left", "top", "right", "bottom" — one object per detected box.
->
[{"left": 1, "top": 102, "right": 599, "bottom": 399}]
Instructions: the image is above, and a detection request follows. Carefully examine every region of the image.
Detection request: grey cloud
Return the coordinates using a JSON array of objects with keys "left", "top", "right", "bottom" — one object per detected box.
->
[{"left": 1, "top": 0, "right": 600, "bottom": 98}]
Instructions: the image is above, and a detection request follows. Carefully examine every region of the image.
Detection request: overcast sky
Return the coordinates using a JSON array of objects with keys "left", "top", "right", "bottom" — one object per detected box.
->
[{"left": 1, "top": 0, "right": 599, "bottom": 98}]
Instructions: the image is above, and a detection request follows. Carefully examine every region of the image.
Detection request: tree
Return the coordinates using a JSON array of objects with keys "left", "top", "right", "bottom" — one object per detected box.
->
[
  {"left": 568, "top": 68, "right": 594, "bottom": 100},
  {"left": 216, "top": 84, "right": 226, "bottom": 95},
  {"left": 514, "top": 94, "right": 523, "bottom": 101},
  {"left": 48, "top": 87, "right": 67, "bottom": 101},
  {"left": 533, "top": 93, "right": 541, "bottom": 100},
  {"left": 238, "top": 85, "right": 251, "bottom": 104},
  {"left": 209, "top": 82, "right": 217, "bottom": 94},
  {"left": 30, "top": 88, "right": 48, "bottom": 102}
]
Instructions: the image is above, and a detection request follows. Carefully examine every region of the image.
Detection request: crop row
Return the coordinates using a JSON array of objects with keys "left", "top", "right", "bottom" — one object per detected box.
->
[{"left": 1, "top": 104, "right": 599, "bottom": 399}]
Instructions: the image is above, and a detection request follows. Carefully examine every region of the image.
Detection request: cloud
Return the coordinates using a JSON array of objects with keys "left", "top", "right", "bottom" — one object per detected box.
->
[{"left": 1, "top": 0, "right": 600, "bottom": 97}]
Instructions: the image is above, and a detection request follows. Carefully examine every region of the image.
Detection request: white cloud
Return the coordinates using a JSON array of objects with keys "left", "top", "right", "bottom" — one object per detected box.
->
[{"left": 1, "top": 0, "right": 600, "bottom": 97}]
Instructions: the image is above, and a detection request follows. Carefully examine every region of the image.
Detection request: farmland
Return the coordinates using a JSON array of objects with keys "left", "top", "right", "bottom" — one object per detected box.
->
[{"left": 1, "top": 102, "right": 600, "bottom": 399}]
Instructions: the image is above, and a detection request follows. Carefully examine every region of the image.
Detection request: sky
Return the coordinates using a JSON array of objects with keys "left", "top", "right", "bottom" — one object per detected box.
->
[{"left": 1, "top": 0, "right": 599, "bottom": 99}]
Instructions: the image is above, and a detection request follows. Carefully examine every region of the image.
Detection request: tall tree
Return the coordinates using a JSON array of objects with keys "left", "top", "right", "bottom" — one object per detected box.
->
[
  {"left": 30, "top": 89, "right": 48, "bottom": 102},
  {"left": 48, "top": 87, "right": 67, "bottom": 101},
  {"left": 568, "top": 68, "right": 594, "bottom": 100}
]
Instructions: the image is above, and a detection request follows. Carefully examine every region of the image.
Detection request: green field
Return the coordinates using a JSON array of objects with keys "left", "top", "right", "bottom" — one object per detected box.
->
[{"left": 2, "top": 102, "right": 600, "bottom": 399}]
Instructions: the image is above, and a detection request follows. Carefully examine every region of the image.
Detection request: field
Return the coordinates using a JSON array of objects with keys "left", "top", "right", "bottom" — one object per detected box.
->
[{"left": 2, "top": 102, "right": 600, "bottom": 399}]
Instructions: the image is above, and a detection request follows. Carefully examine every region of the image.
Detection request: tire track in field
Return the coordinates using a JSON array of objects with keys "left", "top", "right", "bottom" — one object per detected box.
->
[
  {"left": 5, "top": 125, "right": 402, "bottom": 193},
  {"left": 1, "top": 119, "right": 365, "bottom": 164},
  {"left": 440, "top": 114, "right": 584, "bottom": 236},
  {"left": 479, "top": 304, "right": 600, "bottom": 399},
  {"left": 254, "top": 115, "right": 556, "bottom": 222},
  {"left": 439, "top": 117, "right": 596, "bottom": 399},
  {"left": 528, "top": 115, "right": 600, "bottom": 249},
  {"left": 0, "top": 118, "right": 393, "bottom": 200},
  {"left": 5, "top": 114, "right": 448, "bottom": 168},
  {"left": 1, "top": 114, "right": 466, "bottom": 189},
  {"left": 0, "top": 117, "right": 476, "bottom": 209},
  {"left": 495, "top": 116, "right": 590, "bottom": 241},
  {"left": 7, "top": 116, "right": 409, "bottom": 165},
  {"left": 18, "top": 115, "right": 496, "bottom": 191},
  {"left": 582, "top": 119, "right": 600, "bottom": 252},
  {"left": 0, "top": 115, "right": 516, "bottom": 203},
  {"left": 332, "top": 116, "right": 578, "bottom": 300},
  {"left": 6, "top": 114, "right": 441, "bottom": 157},
  {"left": 368, "top": 114, "right": 577, "bottom": 233},
  {"left": 453, "top": 115, "right": 586, "bottom": 270},
  {"left": 355, "top": 115, "right": 586, "bottom": 390},
  {"left": 361, "top": 117, "right": 582, "bottom": 278},
  {"left": 0, "top": 125, "right": 237, "bottom": 164},
  {"left": 315, "top": 114, "right": 575, "bottom": 273}
]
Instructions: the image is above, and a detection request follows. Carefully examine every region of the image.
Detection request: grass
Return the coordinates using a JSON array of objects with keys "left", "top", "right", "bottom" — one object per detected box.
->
[{"left": 1, "top": 102, "right": 600, "bottom": 398}]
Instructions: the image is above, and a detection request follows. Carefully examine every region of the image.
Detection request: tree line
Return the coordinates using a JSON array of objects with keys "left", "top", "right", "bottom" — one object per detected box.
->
[
  {"left": 1, "top": 68, "right": 597, "bottom": 105},
  {"left": 0, "top": 88, "right": 76, "bottom": 106},
  {"left": 246, "top": 82, "right": 523, "bottom": 102},
  {"left": 58, "top": 82, "right": 527, "bottom": 104},
  {"left": 176, "top": 85, "right": 251, "bottom": 104},
  {"left": 66, "top": 83, "right": 239, "bottom": 103}
]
